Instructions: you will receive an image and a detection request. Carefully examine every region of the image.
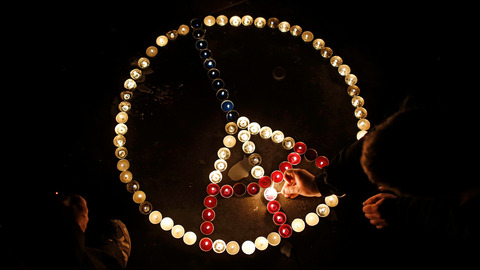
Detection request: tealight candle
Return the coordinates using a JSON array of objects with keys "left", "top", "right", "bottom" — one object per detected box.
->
[
  {"left": 255, "top": 236, "right": 269, "bottom": 251},
  {"left": 357, "top": 130, "right": 368, "bottom": 140},
  {"left": 267, "top": 232, "right": 281, "bottom": 246},
  {"left": 259, "top": 126, "right": 272, "bottom": 139},
  {"left": 223, "top": 135, "right": 236, "bottom": 148},
  {"left": 259, "top": 176, "right": 272, "bottom": 188},
  {"left": 199, "top": 237, "right": 213, "bottom": 252},
  {"left": 206, "top": 183, "right": 220, "bottom": 196},
  {"left": 226, "top": 241, "right": 240, "bottom": 255},
  {"left": 148, "top": 210, "right": 162, "bottom": 224},
  {"left": 304, "top": 148, "right": 318, "bottom": 162},
  {"left": 248, "top": 153, "right": 262, "bottom": 166},
  {"left": 213, "top": 239, "right": 226, "bottom": 253},
  {"left": 116, "top": 112, "right": 128, "bottom": 124},
  {"left": 119, "top": 170, "right": 132, "bottom": 183},
  {"left": 316, "top": 203, "right": 330, "bottom": 217},
  {"left": 282, "top": 137, "right": 295, "bottom": 150},
  {"left": 242, "top": 141, "right": 255, "bottom": 154},
  {"left": 123, "top": 78, "right": 136, "bottom": 90},
  {"left": 247, "top": 122, "right": 260, "bottom": 134},
  {"left": 216, "top": 15, "right": 228, "bottom": 26},
  {"left": 171, "top": 225, "right": 185, "bottom": 239},
  {"left": 209, "top": 170, "right": 222, "bottom": 183},
  {"left": 247, "top": 183, "right": 260, "bottom": 195},
  {"left": 113, "top": 134, "right": 126, "bottom": 148},
  {"left": 325, "top": 194, "right": 339, "bottom": 207},
  {"left": 251, "top": 165, "right": 265, "bottom": 179},
  {"left": 315, "top": 156, "right": 329, "bottom": 169},
  {"left": 273, "top": 212, "right": 287, "bottom": 225},
  {"left": 305, "top": 212, "right": 319, "bottom": 226},
  {"left": 204, "top": 196, "right": 217, "bottom": 208},
  {"left": 237, "top": 116, "right": 250, "bottom": 129},
  {"left": 133, "top": 190, "right": 146, "bottom": 204},
  {"left": 279, "top": 161, "right": 292, "bottom": 173},
  {"left": 291, "top": 218, "right": 305, "bottom": 233},
  {"left": 238, "top": 130, "right": 251, "bottom": 142},
  {"left": 115, "top": 123, "right": 128, "bottom": 135},
  {"left": 264, "top": 187, "right": 278, "bottom": 201},
  {"left": 271, "top": 170, "right": 284, "bottom": 183},
  {"left": 183, "top": 231, "right": 197, "bottom": 245},
  {"left": 115, "top": 147, "right": 128, "bottom": 159},
  {"left": 220, "top": 185, "right": 233, "bottom": 198},
  {"left": 202, "top": 208, "right": 215, "bottom": 221},
  {"left": 271, "top": 130, "right": 284, "bottom": 143},
  {"left": 241, "top": 240, "right": 256, "bottom": 255},
  {"left": 225, "top": 122, "right": 238, "bottom": 134},
  {"left": 160, "top": 217, "right": 174, "bottom": 231},
  {"left": 294, "top": 142, "right": 307, "bottom": 154},
  {"left": 214, "top": 159, "right": 227, "bottom": 172},
  {"left": 217, "top": 147, "right": 231, "bottom": 160},
  {"left": 200, "top": 221, "right": 214, "bottom": 235},
  {"left": 267, "top": 200, "right": 281, "bottom": 213},
  {"left": 233, "top": 183, "right": 246, "bottom": 196},
  {"left": 279, "top": 224, "right": 293, "bottom": 238},
  {"left": 287, "top": 152, "right": 301, "bottom": 165}
]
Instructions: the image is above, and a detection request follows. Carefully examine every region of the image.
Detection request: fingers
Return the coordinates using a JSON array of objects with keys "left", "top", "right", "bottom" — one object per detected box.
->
[{"left": 283, "top": 169, "right": 296, "bottom": 184}]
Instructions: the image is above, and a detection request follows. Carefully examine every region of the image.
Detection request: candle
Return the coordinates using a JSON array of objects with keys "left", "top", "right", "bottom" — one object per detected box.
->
[
  {"left": 237, "top": 116, "right": 250, "bottom": 129},
  {"left": 282, "top": 137, "right": 295, "bottom": 150},
  {"left": 267, "top": 232, "right": 281, "bottom": 246},
  {"left": 217, "top": 147, "right": 231, "bottom": 160},
  {"left": 247, "top": 122, "right": 260, "bottom": 134},
  {"left": 233, "top": 183, "right": 246, "bottom": 196},
  {"left": 264, "top": 187, "right": 278, "bottom": 201},
  {"left": 287, "top": 152, "right": 301, "bottom": 165},
  {"left": 291, "top": 218, "right": 305, "bottom": 233},
  {"left": 148, "top": 210, "right": 162, "bottom": 224},
  {"left": 199, "top": 237, "right": 213, "bottom": 252},
  {"left": 183, "top": 231, "right": 197, "bottom": 246},
  {"left": 315, "top": 156, "right": 329, "bottom": 169},
  {"left": 316, "top": 203, "right": 330, "bottom": 217},
  {"left": 206, "top": 183, "right": 220, "bottom": 196},
  {"left": 225, "top": 122, "right": 238, "bottom": 134},
  {"left": 132, "top": 190, "right": 146, "bottom": 204},
  {"left": 254, "top": 236, "right": 269, "bottom": 251},
  {"left": 204, "top": 196, "right": 217, "bottom": 208},
  {"left": 160, "top": 217, "right": 174, "bottom": 231},
  {"left": 209, "top": 170, "right": 222, "bottom": 183},
  {"left": 115, "top": 123, "right": 128, "bottom": 135},
  {"left": 279, "top": 161, "right": 292, "bottom": 173},
  {"left": 226, "top": 241, "right": 240, "bottom": 255},
  {"left": 213, "top": 239, "right": 226, "bottom": 253},
  {"left": 259, "top": 126, "right": 272, "bottom": 139},
  {"left": 267, "top": 200, "right": 281, "bottom": 213},
  {"left": 171, "top": 225, "right": 185, "bottom": 239},
  {"left": 248, "top": 153, "right": 262, "bottom": 166},
  {"left": 220, "top": 185, "right": 233, "bottom": 198},
  {"left": 279, "top": 224, "right": 293, "bottom": 238},
  {"left": 271, "top": 130, "right": 284, "bottom": 143},
  {"left": 238, "top": 130, "right": 251, "bottom": 142},
  {"left": 241, "top": 240, "right": 256, "bottom": 255},
  {"left": 242, "top": 141, "right": 255, "bottom": 154},
  {"left": 200, "top": 221, "right": 214, "bottom": 235},
  {"left": 223, "top": 135, "right": 236, "bottom": 148},
  {"left": 251, "top": 165, "right": 265, "bottom": 179},
  {"left": 304, "top": 148, "right": 318, "bottom": 162},
  {"left": 214, "top": 159, "right": 227, "bottom": 172},
  {"left": 271, "top": 170, "right": 284, "bottom": 183},
  {"left": 294, "top": 142, "right": 307, "bottom": 155},
  {"left": 202, "top": 208, "right": 215, "bottom": 221},
  {"left": 325, "top": 195, "right": 339, "bottom": 207},
  {"left": 259, "top": 176, "right": 272, "bottom": 188},
  {"left": 305, "top": 212, "right": 319, "bottom": 226},
  {"left": 119, "top": 170, "right": 132, "bottom": 183},
  {"left": 247, "top": 182, "right": 260, "bottom": 195},
  {"left": 273, "top": 212, "right": 287, "bottom": 225}
]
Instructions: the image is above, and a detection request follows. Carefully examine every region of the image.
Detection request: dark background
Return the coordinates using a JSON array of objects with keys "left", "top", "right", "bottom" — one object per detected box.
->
[{"left": 4, "top": 1, "right": 462, "bottom": 269}]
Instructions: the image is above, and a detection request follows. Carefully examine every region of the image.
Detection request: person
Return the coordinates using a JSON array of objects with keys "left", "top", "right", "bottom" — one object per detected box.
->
[
  {"left": 281, "top": 108, "right": 479, "bottom": 263},
  {"left": 50, "top": 194, "right": 131, "bottom": 270}
]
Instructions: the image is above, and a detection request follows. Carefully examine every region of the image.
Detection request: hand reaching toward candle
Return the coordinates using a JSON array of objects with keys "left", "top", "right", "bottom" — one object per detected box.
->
[
  {"left": 362, "top": 193, "right": 397, "bottom": 229},
  {"left": 281, "top": 169, "right": 322, "bottom": 198}
]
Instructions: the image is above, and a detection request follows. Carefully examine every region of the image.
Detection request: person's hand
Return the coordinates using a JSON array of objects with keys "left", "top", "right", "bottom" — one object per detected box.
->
[
  {"left": 362, "top": 193, "right": 397, "bottom": 229},
  {"left": 281, "top": 169, "right": 322, "bottom": 199}
]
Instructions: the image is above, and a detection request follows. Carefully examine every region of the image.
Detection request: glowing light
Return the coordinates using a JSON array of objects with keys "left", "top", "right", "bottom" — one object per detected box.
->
[
  {"left": 171, "top": 225, "right": 185, "bottom": 238},
  {"left": 214, "top": 159, "right": 227, "bottom": 172},
  {"left": 271, "top": 130, "right": 284, "bottom": 143},
  {"left": 183, "top": 231, "right": 197, "bottom": 245},
  {"left": 209, "top": 170, "right": 222, "bottom": 183},
  {"left": 132, "top": 190, "right": 146, "bottom": 204},
  {"left": 264, "top": 187, "right": 278, "bottom": 201},
  {"left": 237, "top": 116, "right": 250, "bottom": 129},
  {"left": 148, "top": 210, "right": 162, "bottom": 224},
  {"left": 160, "top": 217, "right": 174, "bottom": 231},
  {"left": 223, "top": 135, "right": 236, "bottom": 148},
  {"left": 305, "top": 212, "right": 319, "bottom": 226},
  {"left": 254, "top": 236, "right": 268, "bottom": 251},
  {"left": 267, "top": 232, "right": 281, "bottom": 246},
  {"left": 316, "top": 204, "right": 330, "bottom": 217},
  {"left": 213, "top": 239, "right": 226, "bottom": 253},
  {"left": 226, "top": 241, "right": 240, "bottom": 255},
  {"left": 251, "top": 166, "right": 265, "bottom": 179},
  {"left": 241, "top": 240, "right": 256, "bottom": 255},
  {"left": 291, "top": 218, "right": 305, "bottom": 233},
  {"left": 325, "top": 195, "right": 339, "bottom": 207}
]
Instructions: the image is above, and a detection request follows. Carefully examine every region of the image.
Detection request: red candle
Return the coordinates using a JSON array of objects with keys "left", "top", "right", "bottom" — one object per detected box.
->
[
  {"left": 294, "top": 142, "right": 307, "bottom": 155},
  {"left": 233, "top": 183, "right": 246, "bottom": 196},
  {"left": 247, "top": 182, "right": 260, "bottom": 195},
  {"left": 279, "top": 224, "right": 293, "bottom": 238},
  {"left": 200, "top": 221, "right": 214, "bottom": 235},
  {"left": 271, "top": 170, "right": 284, "bottom": 183},
  {"left": 199, "top": 237, "right": 213, "bottom": 252},
  {"left": 273, "top": 212, "right": 287, "bottom": 225},
  {"left": 315, "top": 156, "right": 329, "bottom": 169},
  {"left": 204, "top": 196, "right": 217, "bottom": 208},
  {"left": 287, "top": 152, "right": 301, "bottom": 165},
  {"left": 279, "top": 161, "right": 292, "bottom": 173},
  {"left": 220, "top": 184, "right": 233, "bottom": 198},
  {"left": 258, "top": 176, "right": 272, "bottom": 188},
  {"left": 202, "top": 208, "right": 215, "bottom": 221},
  {"left": 304, "top": 148, "right": 318, "bottom": 161},
  {"left": 267, "top": 200, "right": 281, "bottom": 213},
  {"left": 206, "top": 183, "right": 220, "bottom": 196}
]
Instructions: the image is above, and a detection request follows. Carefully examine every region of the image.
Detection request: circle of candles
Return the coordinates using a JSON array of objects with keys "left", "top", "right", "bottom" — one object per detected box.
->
[
  {"left": 133, "top": 190, "right": 146, "bottom": 204},
  {"left": 241, "top": 240, "right": 256, "bottom": 255},
  {"left": 220, "top": 185, "right": 233, "bottom": 198},
  {"left": 267, "top": 200, "right": 281, "bottom": 213},
  {"left": 213, "top": 239, "right": 226, "bottom": 253},
  {"left": 233, "top": 183, "right": 246, "bottom": 196},
  {"left": 214, "top": 159, "right": 227, "bottom": 172},
  {"left": 305, "top": 212, "right": 319, "bottom": 226},
  {"left": 204, "top": 196, "right": 217, "bottom": 208},
  {"left": 200, "top": 221, "right": 214, "bottom": 235},
  {"left": 304, "top": 148, "right": 318, "bottom": 162},
  {"left": 325, "top": 194, "right": 339, "bottom": 207},
  {"left": 294, "top": 142, "right": 307, "bottom": 154},
  {"left": 255, "top": 236, "right": 269, "bottom": 251},
  {"left": 149, "top": 210, "right": 162, "bottom": 224},
  {"left": 315, "top": 156, "right": 329, "bottom": 169},
  {"left": 183, "top": 231, "right": 197, "bottom": 245},
  {"left": 160, "top": 217, "right": 174, "bottom": 231},
  {"left": 171, "top": 225, "right": 185, "bottom": 239},
  {"left": 279, "top": 224, "right": 293, "bottom": 238},
  {"left": 264, "top": 187, "right": 278, "bottom": 201},
  {"left": 271, "top": 170, "right": 284, "bottom": 183},
  {"left": 251, "top": 165, "right": 265, "bottom": 179},
  {"left": 259, "top": 176, "right": 272, "bottom": 188},
  {"left": 247, "top": 182, "right": 260, "bottom": 195},
  {"left": 206, "top": 183, "right": 220, "bottom": 196},
  {"left": 279, "top": 161, "right": 292, "bottom": 173},
  {"left": 316, "top": 203, "right": 330, "bottom": 217},
  {"left": 202, "top": 208, "right": 215, "bottom": 221},
  {"left": 291, "top": 218, "right": 305, "bottom": 233},
  {"left": 223, "top": 135, "right": 236, "bottom": 148},
  {"left": 267, "top": 232, "right": 281, "bottom": 246},
  {"left": 287, "top": 152, "right": 301, "bottom": 165},
  {"left": 199, "top": 237, "right": 213, "bottom": 252},
  {"left": 226, "top": 241, "right": 240, "bottom": 255},
  {"left": 209, "top": 170, "right": 222, "bottom": 183},
  {"left": 273, "top": 212, "right": 287, "bottom": 225}
]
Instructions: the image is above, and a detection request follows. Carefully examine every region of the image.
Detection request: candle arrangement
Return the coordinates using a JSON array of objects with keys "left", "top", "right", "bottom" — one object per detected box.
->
[{"left": 114, "top": 14, "right": 370, "bottom": 255}]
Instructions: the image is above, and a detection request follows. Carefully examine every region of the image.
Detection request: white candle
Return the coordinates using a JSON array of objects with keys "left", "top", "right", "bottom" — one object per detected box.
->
[
  {"left": 264, "top": 187, "right": 278, "bottom": 201},
  {"left": 254, "top": 236, "right": 269, "bottom": 251},
  {"left": 325, "top": 195, "right": 339, "bottom": 207},
  {"left": 226, "top": 241, "right": 240, "bottom": 255},
  {"left": 171, "top": 225, "right": 185, "bottom": 239},
  {"left": 160, "top": 217, "right": 174, "bottom": 231},
  {"left": 241, "top": 240, "right": 256, "bottom": 255},
  {"left": 148, "top": 210, "right": 162, "bottom": 224},
  {"left": 213, "top": 239, "right": 226, "bottom": 253},
  {"left": 183, "top": 231, "right": 197, "bottom": 245},
  {"left": 305, "top": 212, "right": 319, "bottom": 226},
  {"left": 291, "top": 218, "right": 305, "bottom": 232}
]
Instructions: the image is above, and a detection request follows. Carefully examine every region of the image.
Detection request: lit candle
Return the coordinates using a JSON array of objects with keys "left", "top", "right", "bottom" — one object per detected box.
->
[
  {"left": 282, "top": 137, "right": 295, "bottom": 150},
  {"left": 226, "top": 241, "right": 240, "bottom": 255},
  {"left": 241, "top": 240, "right": 256, "bottom": 255},
  {"left": 267, "top": 232, "right": 281, "bottom": 246},
  {"left": 271, "top": 170, "right": 284, "bottom": 183},
  {"left": 171, "top": 225, "right": 185, "bottom": 239},
  {"left": 305, "top": 212, "right": 319, "bottom": 226},
  {"left": 217, "top": 147, "right": 231, "bottom": 160},
  {"left": 291, "top": 218, "right": 305, "bottom": 233},
  {"left": 209, "top": 170, "right": 222, "bottom": 183},
  {"left": 132, "top": 190, "right": 146, "bottom": 204},
  {"left": 273, "top": 212, "right": 287, "bottom": 225},
  {"left": 259, "top": 126, "right": 272, "bottom": 139},
  {"left": 119, "top": 170, "right": 132, "bottom": 183},
  {"left": 115, "top": 123, "right": 128, "bottom": 135},
  {"left": 200, "top": 221, "right": 214, "bottom": 235},
  {"left": 238, "top": 130, "right": 251, "bottom": 142},
  {"left": 237, "top": 116, "right": 250, "bottom": 129},
  {"left": 264, "top": 187, "right": 278, "bottom": 201},
  {"left": 248, "top": 153, "right": 262, "bottom": 166},
  {"left": 267, "top": 200, "right": 281, "bottom": 213},
  {"left": 316, "top": 203, "right": 330, "bottom": 217},
  {"left": 202, "top": 208, "right": 215, "bottom": 221},
  {"left": 250, "top": 165, "right": 265, "bottom": 179},
  {"left": 223, "top": 135, "right": 236, "bottom": 148},
  {"left": 115, "top": 112, "right": 128, "bottom": 124},
  {"left": 294, "top": 142, "right": 307, "bottom": 154},
  {"left": 242, "top": 141, "right": 255, "bottom": 154},
  {"left": 247, "top": 122, "right": 260, "bottom": 134},
  {"left": 199, "top": 237, "right": 213, "bottom": 252},
  {"left": 113, "top": 135, "right": 126, "bottom": 148},
  {"left": 183, "top": 231, "right": 197, "bottom": 245},
  {"left": 259, "top": 176, "right": 272, "bottom": 188},
  {"left": 160, "top": 217, "right": 174, "bottom": 231},
  {"left": 214, "top": 159, "right": 227, "bottom": 172},
  {"left": 279, "top": 161, "right": 292, "bottom": 173},
  {"left": 247, "top": 182, "right": 260, "bottom": 195},
  {"left": 279, "top": 224, "right": 293, "bottom": 238},
  {"left": 206, "top": 183, "right": 220, "bottom": 196},
  {"left": 204, "top": 196, "right": 217, "bottom": 208},
  {"left": 148, "top": 210, "right": 162, "bottom": 224},
  {"left": 254, "top": 236, "right": 269, "bottom": 251},
  {"left": 287, "top": 152, "right": 301, "bottom": 165},
  {"left": 315, "top": 156, "right": 329, "bottom": 169},
  {"left": 220, "top": 185, "right": 233, "bottom": 198},
  {"left": 225, "top": 122, "right": 238, "bottom": 134},
  {"left": 213, "top": 239, "right": 226, "bottom": 253},
  {"left": 271, "top": 130, "right": 284, "bottom": 143},
  {"left": 325, "top": 195, "right": 339, "bottom": 207}
]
